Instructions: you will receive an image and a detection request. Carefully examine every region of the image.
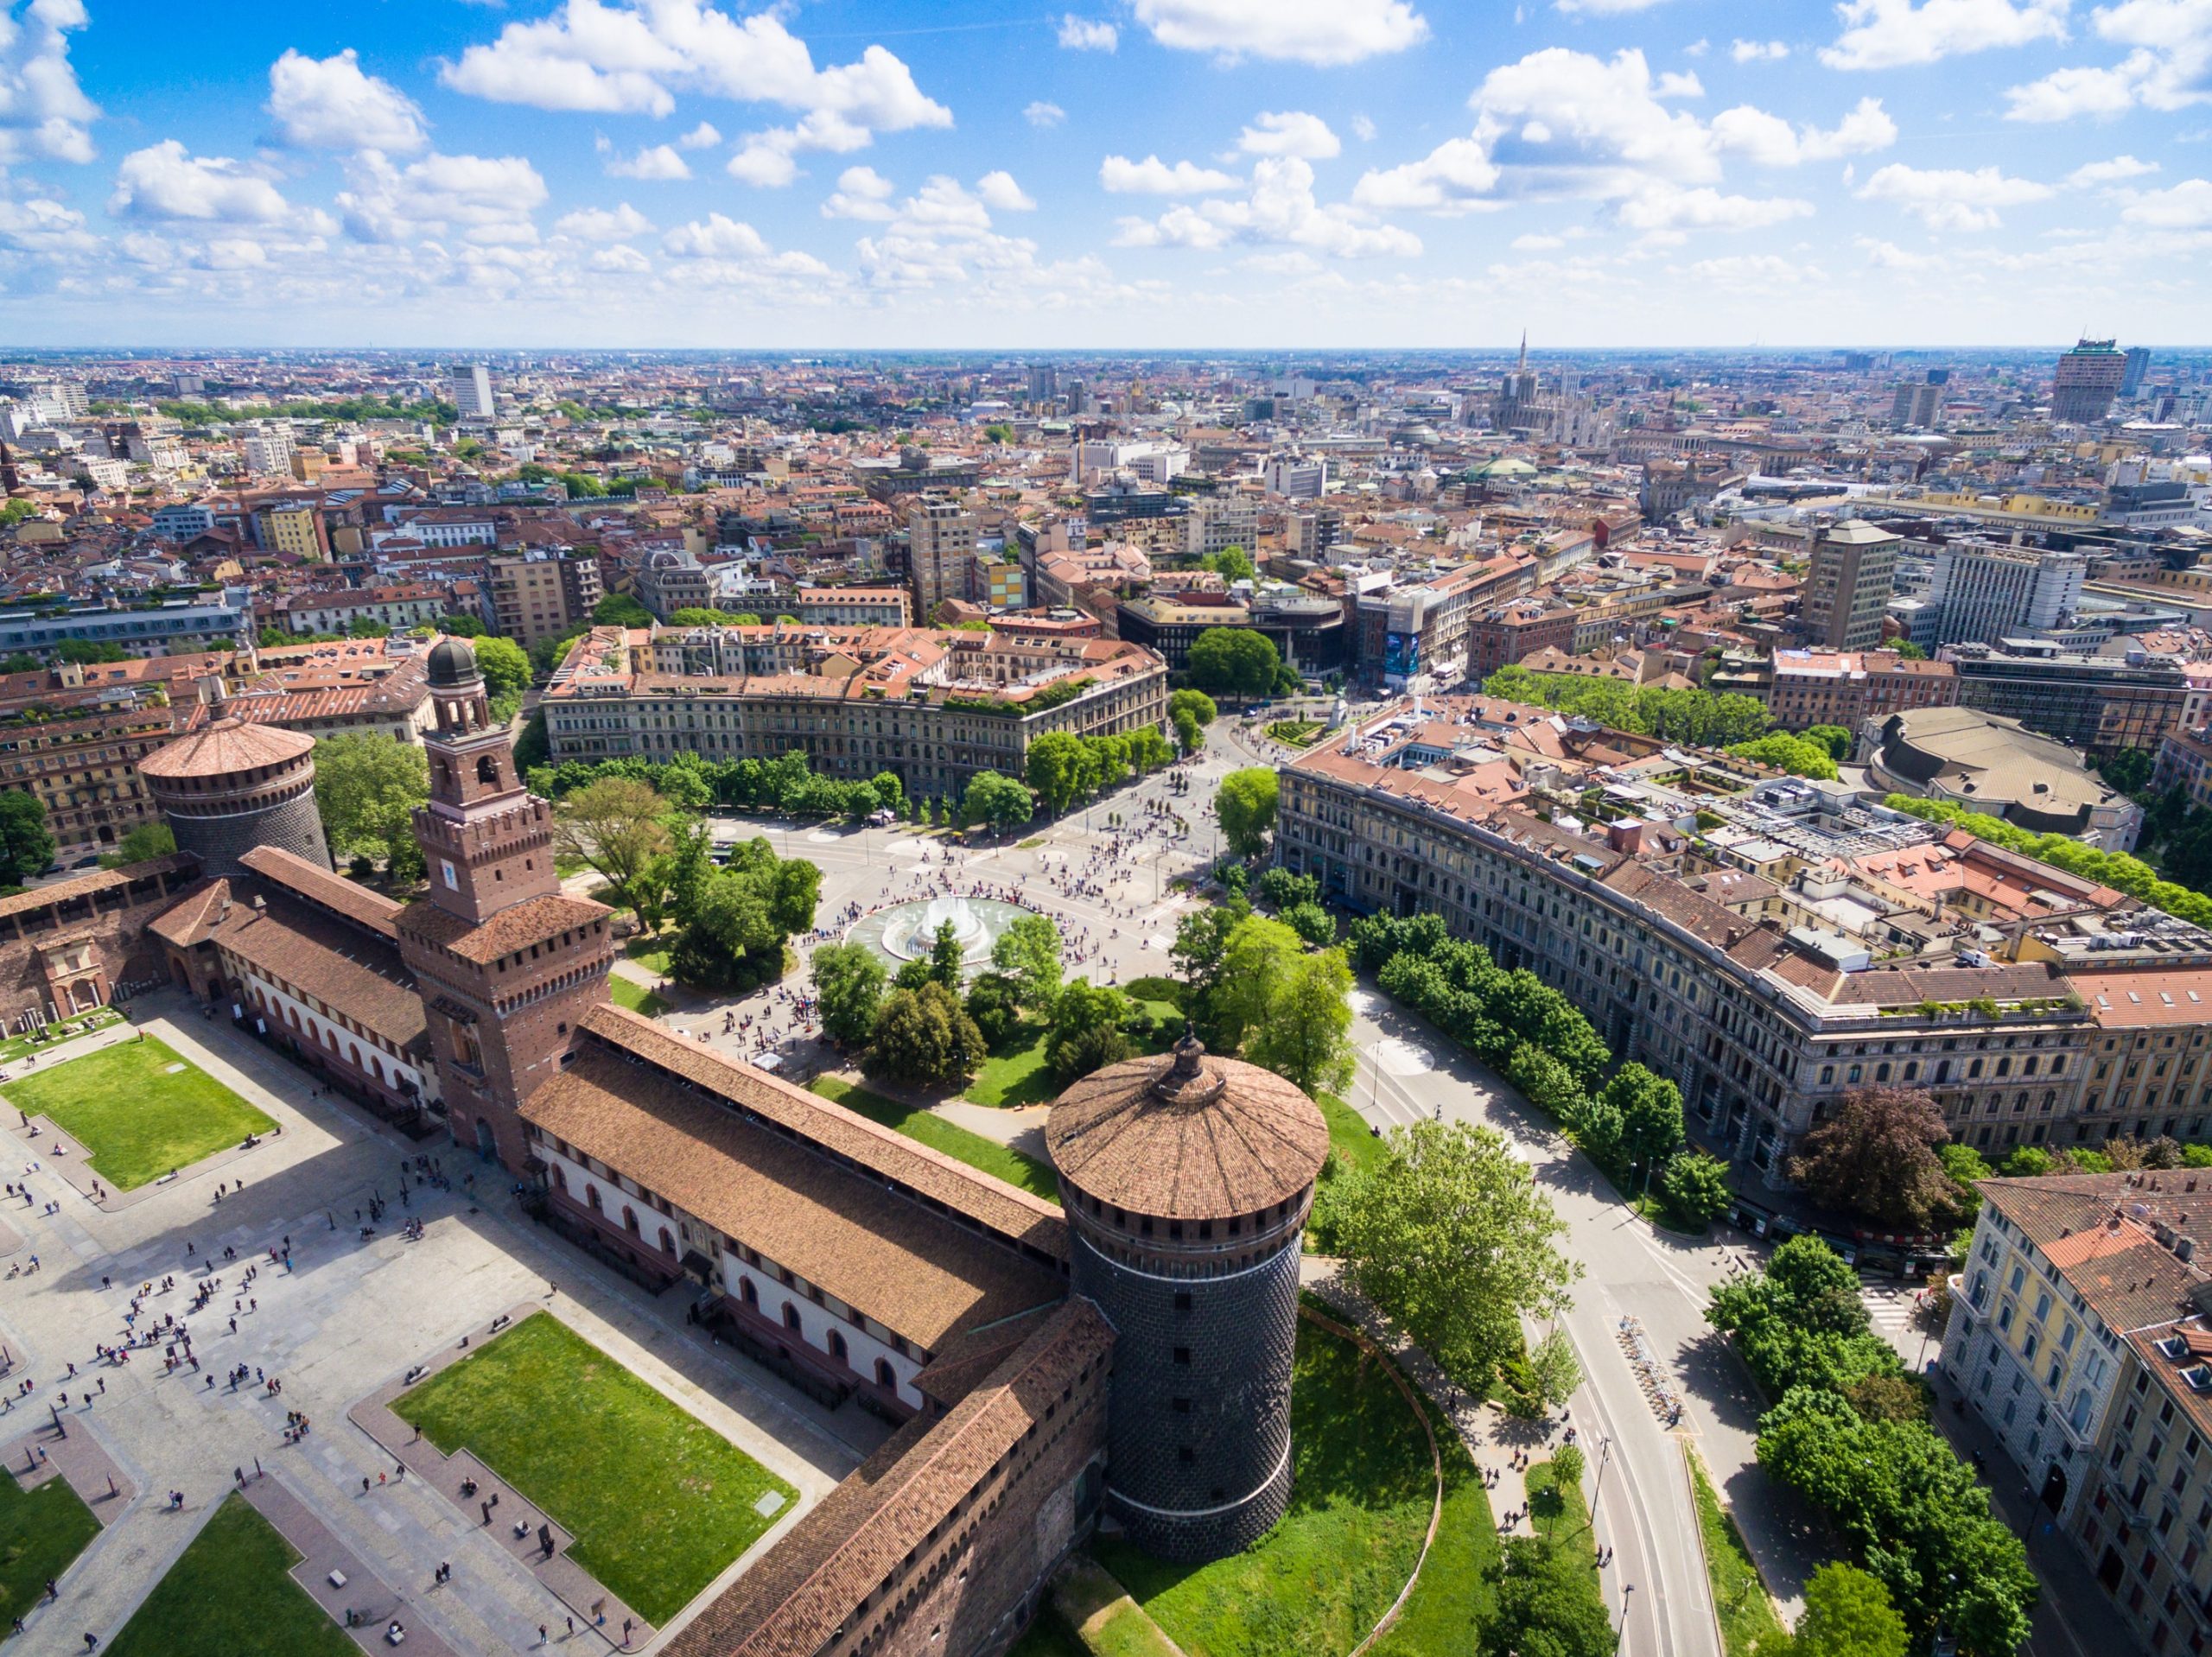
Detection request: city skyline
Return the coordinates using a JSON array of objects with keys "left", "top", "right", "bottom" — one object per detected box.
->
[{"left": 0, "top": 0, "right": 2207, "bottom": 347}]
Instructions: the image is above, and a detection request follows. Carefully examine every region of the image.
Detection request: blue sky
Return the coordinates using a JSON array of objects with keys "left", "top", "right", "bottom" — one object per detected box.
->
[{"left": 0, "top": 0, "right": 2206, "bottom": 347}]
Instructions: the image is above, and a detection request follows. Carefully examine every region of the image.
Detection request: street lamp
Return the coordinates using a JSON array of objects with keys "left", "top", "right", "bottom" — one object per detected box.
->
[
  {"left": 1586, "top": 1435, "right": 1615, "bottom": 1533},
  {"left": 1616, "top": 1583, "right": 1634, "bottom": 1646}
]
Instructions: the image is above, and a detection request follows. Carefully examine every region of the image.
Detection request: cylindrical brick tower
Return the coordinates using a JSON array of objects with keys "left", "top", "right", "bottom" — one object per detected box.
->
[
  {"left": 1046, "top": 1034, "right": 1330, "bottom": 1562},
  {"left": 143, "top": 694, "right": 329, "bottom": 877}
]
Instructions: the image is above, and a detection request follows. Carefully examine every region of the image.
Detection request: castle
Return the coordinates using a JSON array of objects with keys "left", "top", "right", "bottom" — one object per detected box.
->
[{"left": 50, "top": 638, "right": 1330, "bottom": 1657}]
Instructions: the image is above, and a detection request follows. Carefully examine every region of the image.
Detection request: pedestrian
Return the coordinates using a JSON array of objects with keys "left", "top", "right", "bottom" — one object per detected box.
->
[{"left": 539, "top": 1626, "right": 548, "bottom": 1647}]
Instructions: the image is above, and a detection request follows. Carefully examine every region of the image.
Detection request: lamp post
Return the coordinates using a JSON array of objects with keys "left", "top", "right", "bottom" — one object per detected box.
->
[
  {"left": 1616, "top": 1583, "right": 1634, "bottom": 1647},
  {"left": 1586, "top": 1435, "right": 1615, "bottom": 1533}
]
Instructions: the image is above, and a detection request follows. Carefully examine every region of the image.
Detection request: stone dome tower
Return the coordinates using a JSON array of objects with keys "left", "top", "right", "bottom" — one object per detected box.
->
[
  {"left": 1045, "top": 1034, "right": 1330, "bottom": 1561},
  {"left": 143, "top": 686, "right": 329, "bottom": 876}
]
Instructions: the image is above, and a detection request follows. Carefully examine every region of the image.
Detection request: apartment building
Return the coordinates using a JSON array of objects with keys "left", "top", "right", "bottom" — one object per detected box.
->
[
  {"left": 272, "top": 584, "right": 450, "bottom": 637},
  {"left": 791, "top": 586, "right": 911, "bottom": 629},
  {"left": 907, "top": 498, "right": 977, "bottom": 622},
  {"left": 1759, "top": 649, "right": 1960, "bottom": 732},
  {"left": 1803, "top": 520, "right": 1901, "bottom": 651},
  {"left": 1941, "top": 1172, "right": 2212, "bottom": 1657},
  {"left": 0, "top": 590, "right": 256, "bottom": 663},
  {"left": 487, "top": 552, "right": 601, "bottom": 647}
]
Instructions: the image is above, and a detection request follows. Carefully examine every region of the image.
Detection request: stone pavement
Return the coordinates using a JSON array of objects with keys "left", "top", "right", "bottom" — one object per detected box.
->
[
  {"left": 242, "top": 1474, "right": 461, "bottom": 1657},
  {"left": 4, "top": 1416, "right": 134, "bottom": 1516}
]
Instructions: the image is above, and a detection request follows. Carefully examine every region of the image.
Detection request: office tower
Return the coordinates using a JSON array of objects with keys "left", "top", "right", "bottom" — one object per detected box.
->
[
  {"left": 906, "top": 497, "right": 977, "bottom": 622},
  {"left": 1891, "top": 381, "right": 1942, "bottom": 427},
  {"left": 448, "top": 364, "right": 497, "bottom": 423},
  {"left": 1803, "top": 520, "right": 1900, "bottom": 651},
  {"left": 2122, "top": 346, "right": 2152, "bottom": 399},
  {"left": 1027, "top": 363, "right": 1058, "bottom": 405},
  {"left": 2051, "top": 339, "right": 2127, "bottom": 423},
  {"left": 1930, "top": 543, "right": 2086, "bottom": 644}
]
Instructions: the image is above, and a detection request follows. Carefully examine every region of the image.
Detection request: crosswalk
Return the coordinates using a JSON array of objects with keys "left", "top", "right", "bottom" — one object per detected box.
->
[{"left": 1861, "top": 1280, "right": 1937, "bottom": 1365}]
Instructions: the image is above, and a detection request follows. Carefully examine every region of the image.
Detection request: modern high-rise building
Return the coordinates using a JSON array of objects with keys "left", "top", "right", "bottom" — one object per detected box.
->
[
  {"left": 906, "top": 497, "right": 978, "bottom": 622},
  {"left": 2051, "top": 339, "right": 2128, "bottom": 424},
  {"left": 2122, "top": 346, "right": 2153, "bottom": 399},
  {"left": 1026, "top": 363, "right": 1058, "bottom": 405},
  {"left": 448, "top": 364, "right": 497, "bottom": 424},
  {"left": 1802, "top": 519, "right": 1899, "bottom": 651},
  {"left": 1890, "top": 380, "right": 1942, "bottom": 427},
  {"left": 1928, "top": 542, "right": 2086, "bottom": 644}
]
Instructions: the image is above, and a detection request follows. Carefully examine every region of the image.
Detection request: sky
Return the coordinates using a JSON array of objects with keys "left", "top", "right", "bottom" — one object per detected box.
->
[{"left": 0, "top": 0, "right": 2207, "bottom": 349}]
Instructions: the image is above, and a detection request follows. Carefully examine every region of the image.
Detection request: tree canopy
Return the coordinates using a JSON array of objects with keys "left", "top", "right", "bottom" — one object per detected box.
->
[
  {"left": 0, "top": 790, "right": 54, "bottom": 885},
  {"left": 312, "top": 733, "right": 429, "bottom": 884},
  {"left": 553, "top": 777, "right": 672, "bottom": 931},
  {"left": 1788, "top": 1086, "right": 1957, "bottom": 1231},
  {"left": 812, "top": 942, "right": 886, "bottom": 1046},
  {"left": 1185, "top": 627, "right": 1281, "bottom": 700},
  {"left": 1215, "top": 767, "right": 1279, "bottom": 860},
  {"left": 870, "top": 981, "right": 985, "bottom": 1088}
]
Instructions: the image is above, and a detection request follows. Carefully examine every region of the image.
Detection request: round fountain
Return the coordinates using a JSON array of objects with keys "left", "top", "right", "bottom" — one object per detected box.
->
[{"left": 846, "top": 894, "right": 1039, "bottom": 977}]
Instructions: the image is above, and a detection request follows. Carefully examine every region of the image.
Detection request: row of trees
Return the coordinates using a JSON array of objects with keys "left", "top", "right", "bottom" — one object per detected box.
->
[
  {"left": 1709, "top": 1235, "right": 2037, "bottom": 1656},
  {"left": 1024, "top": 727, "right": 1177, "bottom": 814},
  {"left": 1345, "top": 911, "right": 1735, "bottom": 1227},
  {"left": 1483, "top": 663, "right": 1776, "bottom": 748}
]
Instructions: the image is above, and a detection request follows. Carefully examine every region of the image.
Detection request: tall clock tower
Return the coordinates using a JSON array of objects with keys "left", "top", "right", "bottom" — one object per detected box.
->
[{"left": 396, "top": 638, "right": 613, "bottom": 1170}]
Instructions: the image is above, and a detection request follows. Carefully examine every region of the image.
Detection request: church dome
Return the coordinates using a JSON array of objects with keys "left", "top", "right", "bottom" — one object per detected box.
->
[{"left": 426, "top": 637, "right": 480, "bottom": 689}]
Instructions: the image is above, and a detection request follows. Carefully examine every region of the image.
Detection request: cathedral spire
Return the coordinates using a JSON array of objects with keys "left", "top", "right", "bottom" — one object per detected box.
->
[{"left": 1518, "top": 328, "right": 1529, "bottom": 374}]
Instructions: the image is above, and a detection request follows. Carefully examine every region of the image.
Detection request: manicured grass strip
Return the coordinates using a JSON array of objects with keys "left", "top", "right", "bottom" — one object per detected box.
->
[
  {"left": 1370, "top": 1381, "right": 1500, "bottom": 1657},
  {"left": 1, "top": 1038, "right": 276, "bottom": 1190},
  {"left": 0, "top": 1008, "right": 123, "bottom": 1069},
  {"left": 1317, "top": 1091, "right": 1386, "bottom": 1178},
  {"left": 810, "top": 1077, "right": 1059, "bottom": 1202},
  {"left": 624, "top": 933, "right": 672, "bottom": 977},
  {"left": 1096, "top": 1318, "right": 1436, "bottom": 1657},
  {"left": 0, "top": 1474, "right": 102, "bottom": 1622},
  {"left": 1689, "top": 1447, "right": 1787, "bottom": 1657},
  {"left": 607, "top": 975, "right": 671, "bottom": 1019},
  {"left": 106, "top": 1493, "right": 353, "bottom": 1657},
  {"left": 391, "top": 1312, "right": 796, "bottom": 1625}
]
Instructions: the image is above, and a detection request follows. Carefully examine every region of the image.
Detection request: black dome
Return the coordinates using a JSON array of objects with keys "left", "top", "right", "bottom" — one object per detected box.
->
[{"left": 427, "top": 637, "right": 480, "bottom": 689}]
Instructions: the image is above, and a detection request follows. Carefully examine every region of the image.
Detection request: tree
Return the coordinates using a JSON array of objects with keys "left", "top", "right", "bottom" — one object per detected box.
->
[
  {"left": 1280, "top": 900, "right": 1334, "bottom": 948},
  {"left": 99, "top": 821, "right": 176, "bottom": 869},
  {"left": 1169, "top": 689, "right": 1217, "bottom": 728},
  {"left": 1211, "top": 915, "right": 1304, "bottom": 1052},
  {"left": 553, "top": 777, "right": 672, "bottom": 930},
  {"left": 665, "top": 607, "right": 732, "bottom": 628},
  {"left": 592, "top": 592, "right": 653, "bottom": 627},
  {"left": 1319, "top": 1118, "right": 1580, "bottom": 1392},
  {"left": 1047, "top": 980, "right": 1133, "bottom": 1082},
  {"left": 1526, "top": 1326, "right": 1583, "bottom": 1409},
  {"left": 0, "top": 790, "right": 54, "bottom": 884},
  {"left": 964, "top": 972, "right": 1023, "bottom": 1047},
  {"left": 1802, "top": 724, "right": 1854, "bottom": 761},
  {"left": 1708, "top": 1235, "right": 1904, "bottom": 1402},
  {"left": 1170, "top": 898, "right": 1249, "bottom": 1038},
  {"left": 1196, "top": 545, "right": 1255, "bottom": 584},
  {"left": 1775, "top": 1563, "right": 1910, "bottom": 1657},
  {"left": 1891, "top": 639, "right": 1929, "bottom": 660},
  {"left": 668, "top": 848, "right": 817, "bottom": 992},
  {"left": 1788, "top": 1086, "right": 1956, "bottom": 1231},
  {"left": 1727, "top": 733, "right": 1840, "bottom": 781},
  {"left": 434, "top": 614, "right": 486, "bottom": 638},
  {"left": 1660, "top": 1151, "right": 1733, "bottom": 1226},
  {"left": 54, "top": 638, "right": 126, "bottom": 665},
  {"left": 1173, "top": 707, "right": 1204, "bottom": 754},
  {"left": 2100, "top": 746, "right": 2155, "bottom": 797},
  {"left": 531, "top": 623, "right": 589, "bottom": 679},
  {"left": 869, "top": 981, "right": 985, "bottom": 1089},
  {"left": 990, "top": 914, "right": 1063, "bottom": 1012},
  {"left": 1026, "top": 731, "right": 1089, "bottom": 815},
  {"left": 472, "top": 634, "right": 531, "bottom": 701},
  {"left": 1216, "top": 767, "right": 1279, "bottom": 859},
  {"left": 1245, "top": 947, "right": 1356, "bottom": 1096},
  {"left": 1256, "top": 867, "right": 1319, "bottom": 910},
  {"left": 1489, "top": 1532, "right": 1618, "bottom": 1657},
  {"left": 813, "top": 943, "right": 887, "bottom": 1046},
  {"left": 1602, "top": 1063, "right": 1687, "bottom": 1179},
  {"left": 1185, "top": 626, "right": 1281, "bottom": 700},
  {"left": 313, "top": 733, "right": 429, "bottom": 884},
  {"left": 962, "top": 771, "right": 1034, "bottom": 833},
  {"left": 0, "top": 653, "right": 41, "bottom": 675},
  {"left": 927, "top": 919, "right": 965, "bottom": 988}
]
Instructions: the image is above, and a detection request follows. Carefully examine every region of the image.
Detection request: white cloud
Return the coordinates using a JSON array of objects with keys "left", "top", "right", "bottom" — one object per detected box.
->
[
  {"left": 1237, "top": 111, "right": 1341, "bottom": 159},
  {"left": 1731, "top": 39, "right": 1791, "bottom": 60},
  {"left": 337, "top": 149, "right": 550, "bottom": 245},
  {"left": 1115, "top": 156, "right": 1421, "bottom": 257},
  {"left": 1131, "top": 0, "right": 1428, "bottom": 66},
  {"left": 662, "top": 210, "right": 834, "bottom": 279},
  {"left": 1821, "top": 0, "right": 2070, "bottom": 71},
  {"left": 677, "top": 120, "right": 721, "bottom": 149},
  {"left": 109, "top": 141, "right": 295, "bottom": 225},
  {"left": 1688, "top": 253, "right": 1822, "bottom": 285},
  {"left": 1511, "top": 232, "right": 1565, "bottom": 250},
  {"left": 590, "top": 244, "right": 652, "bottom": 274},
  {"left": 1351, "top": 114, "right": 1376, "bottom": 141},
  {"left": 1058, "top": 15, "right": 1119, "bottom": 49},
  {"left": 1653, "top": 70, "right": 1705, "bottom": 98},
  {"left": 1351, "top": 137, "right": 1502, "bottom": 213},
  {"left": 1554, "top": 0, "right": 1674, "bottom": 13},
  {"left": 2067, "top": 154, "right": 2158, "bottom": 186},
  {"left": 0, "top": 194, "right": 93, "bottom": 253},
  {"left": 848, "top": 175, "right": 1126, "bottom": 304},
  {"left": 603, "top": 142, "right": 690, "bottom": 179},
  {"left": 441, "top": 0, "right": 952, "bottom": 194},
  {"left": 2120, "top": 178, "right": 2212, "bottom": 228},
  {"left": 0, "top": 0, "right": 99, "bottom": 165},
  {"left": 822, "top": 164, "right": 896, "bottom": 219},
  {"left": 554, "top": 202, "right": 652, "bottom": 240},
  {"left": 2005, "top": 0, "right": 2212, "bottom": 121},
  {"left": 1711, "top": 98, "right": 1897, "bottom": 165},
  {"left": 1100, "top": 154, "right": 1242, "bottom": 194},
  {"left": 1024, "top": 100, "right": 1066, "bottom": 128},
  {"left": 1618, "top": 185, "right": 1814, "bottom": 232},
  {"left": 1854, "top": 162, "right": 2052, "bottom": 229},
  {"left": 976, "top": 170, "right": 1037, "bottom": 212},
  {"left": 267, "top": 48, "right": 428, "bottom": 152},
  {"left": 1856, "top": 235, "right": 1943, "bottom": 270}
]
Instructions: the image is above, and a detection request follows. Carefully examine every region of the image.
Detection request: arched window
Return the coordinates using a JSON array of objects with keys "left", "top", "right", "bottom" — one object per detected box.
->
[
  {"left": 586, "top": 1185, "right": 602, "bottom": 1214},
  {"left": 551, "top": 1165, "right": 567, "bottom": 1192},
  {"left": 783, "top": 1302, "right": 803, "bottom": 1332},
  {"left": 286, "top": 1006, "right": 299, "bottom": 1029},
  {"left": 349, "top": 1044, "right": 361, "bottom": 1068},
  {"left": 739, "top": 1277, "right": 757, "bottom": 1306},
  {"left": 875, "top": 1358, "right": 896, "bottom": 1389},
  {"left": 372, "top": 1057, "right": 385, "bottom": 1082},
  {"left": 623, "top": 1206, "right": 639, "bottom": 1235},
  {"left": 658, "top": 1227, "right": 674, "bottom": 1255},
  {"left": 477, "top": 755, "right": 500, "bottom": 785},
  {"left": 829, "top": 1330, "right": 849, "bottom": 1364}
]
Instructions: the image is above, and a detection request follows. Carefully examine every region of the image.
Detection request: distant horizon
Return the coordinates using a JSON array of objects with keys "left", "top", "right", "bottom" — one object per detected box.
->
[{"left": 4, "top": 343, "right": 2208, "bottom": 361}]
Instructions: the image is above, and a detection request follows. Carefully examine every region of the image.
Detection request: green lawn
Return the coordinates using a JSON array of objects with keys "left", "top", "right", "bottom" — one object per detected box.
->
[
  {"left": 1317, "top": 1091, "right": 1385, "bottom": 1178},
  {"left": 964, "top": 997, "right": 1182, "bottom": 1110},
  {"left": 1007, "top": 1603, "right": 1094, "bottom": 1657},
  {"left": 1689, "top": 1448, "right": 1787, "bottom": 1657},
  {"left": 0, "top": 1038, "right": 276, "bottom": 1190},
  {"left": 1371, "top": 1381, "right": 1501, "bottom": 1657},
  {"left": 391, "top": 1312, "right": 797, "bottom": 1625},
  {"left": 624, "top": 934, "right": 672, "bottom": 977},
  {"left": 0, "top": 1007, "right": 124, "bottom": 1069},
  {"left": 607, "top": 975, "right": 671, "bottom": 1019},
  {"left": 1095, "top": 1317, "right": 1438, "bottom": 1657},
  {"left": 0, "top": 1474, "right": 102, "bottom": 1624},
  {"left": 810, "top": 1077, "right": 1059, "bottom": 1201},
  {"left": 106, "top": 1494, "right": 354, "bottom": 1657}
]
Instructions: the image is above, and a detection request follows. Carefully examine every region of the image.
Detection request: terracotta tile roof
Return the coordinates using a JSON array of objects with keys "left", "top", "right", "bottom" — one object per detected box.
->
[
  {"left": 209, "top": 892, "right": 428, "bottom": 1052},
  {"left": 575, "top": 1005, "right": 1067, "bottom": 1258},
  {"left": 1046, "top": 1046, "right": 1329, "bottom": 1221},
  {"left": 238, "top": 847, "right": 400, "bottom": 940},
  {"left": 140, "top": 714, "right": 315, "bottom": 778},
  {"left": 397, "top": 893, "right": 612, "bottom": 963},
  {"left": 0, "top": 854, "right": 199, "bottom": 923},
  {"left": 521, "top": 1042, "right": 1063, "bottom": 1351},
  {"left": 1828, "top": 960, "right": 2075, "bottom": 1006},
  {"left": 148, "top": 877, "right": 233, "bottom": 949},
  {"left": 1980, "top": 1174, "right": 2212, "bottom": 1342},
  {"left": 664, "top": 1298, "right": 1112, "bottom": 1657},
  {"left": 2074, "top": 969, "right": 2212, "bottom": 1027}
]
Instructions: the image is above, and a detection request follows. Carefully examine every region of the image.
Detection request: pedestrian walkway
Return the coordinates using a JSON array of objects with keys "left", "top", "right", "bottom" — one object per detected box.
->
[
  {"left": 3, "top": 1419, "right": 133, "bottom": 1519},
  {"left": 243, "top": 1475, "right": 462, "bottom": 1657}
]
